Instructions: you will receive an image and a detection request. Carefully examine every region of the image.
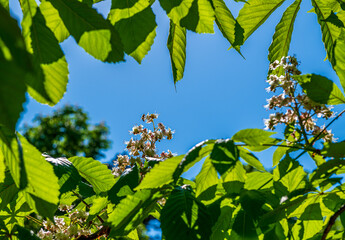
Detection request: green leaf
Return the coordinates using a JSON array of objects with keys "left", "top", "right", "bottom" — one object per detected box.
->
[
  {"left": 230, "top": 210, "right": 259, "bottom": 239},
  {"left": 210, "top": 139, "right": 239, "bottom": 177},
  {"left": 235, "top": 0, "right": 286, "bottom": 46},
  {"left": 211, "top": 0, "right": 242, "bottom": 54},
  {"left": 159, "top": 0, "right": 193, "bottom": 25},
  {"left": 89, "top": 196, "right": 108, "bottom": 215},
  {"left": 0, "top": 151, "right": 4, "bottom": 183},
  {"left": 238, "top": 146, "right": 265, "bottom": 171},
  {"left": 311, "top": 0, "right": 341, "bottom": 67},
  {"left": 16, "top": 225, "right": 41, "bottom": 239},
  {"left": 40, "top": 0, "right": 70, "bottom": 42},
  {"left": 0, "top": 0, "right": 8, "bottom": 11},
  {"left": 180, "top": 0, "right": 215, "bottom": 33},
  {"left": 310, "top": 159, "right": 345, "bottom": 183},
  {"left": 136, "top": 155, "right": 184, "bottom": 190},
  {"left": 322, "top": 141, "right": 345, "bottom": 158},
  {"left": 0, "top": 7, "right": 29, "bottom": 132},
  {"left": 245, "top": 171, "right": 273, "bottom": 190},
  {"left": 173, "top": 140, "right": 214, "bottom": 181},
  {"left": 0, "top": 172, "right": 19, "bottom": 209},
  {"left": 167, "top": 20, "right": 186, "bottom": 84},
  {"left": 195, "top": 157, "right": 219, "bottom": 198},
  {"left": 47, "top": 0, "right": 124, "bottom": 62},
  {"left": 223, "top": 160, "right": 247, "bottom": 194},
  {"left": 232, "top": 128, "right": 279, "bottom": 151},
  {"left": 19, "top": 135, "right": 60, "bottom": 205},
  {"left": 273, "top": 144, "right": 288, "bottom": 167},
  {"left": 334, "top": 30, "right": 345, "bottom": 91},
  {"left": 108, "top": 165, "right": 139, "bottom": 204},
  {"left": 294, "top": 74, "right": 345, "bottom": 105},
  {"left": 108, "top": 0, "right": 156, "bottom": 63},
  {"left": 20, "top": 0, "right": 68, "bottom": 106},
  {"left": 161, "top": 187, "right": 212, "bottom": 240},
  {"left": 44, "top": 154, "right": 81, "bottom": 194},
  {"left": 268, "top": 0, "right": 301, "bottom": 63},
  {"left": 108, "top": 189, "right": 162, "bottom": 236},
  {"left": 69, "top": 156, "right": 115, "bottom": 194}
]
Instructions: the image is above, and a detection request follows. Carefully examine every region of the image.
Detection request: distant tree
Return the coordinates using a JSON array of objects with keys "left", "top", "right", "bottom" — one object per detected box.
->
[{"left": 22, "top": 105, "right": 111, "bottom": 159}]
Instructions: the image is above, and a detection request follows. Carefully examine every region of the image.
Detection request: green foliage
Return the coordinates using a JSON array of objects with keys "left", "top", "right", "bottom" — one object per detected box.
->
[
  {"left": 2, "top": 0, "right": 345, "bottom": 239},
  {"left": 22, "top": 105, "right": 111, "bottom": 159}
]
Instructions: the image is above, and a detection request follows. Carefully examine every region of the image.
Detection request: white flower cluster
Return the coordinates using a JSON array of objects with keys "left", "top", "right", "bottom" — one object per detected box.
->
[
  {"left": 112, "top": 113, "right": 174, "bottom": 177},
  {"left": 264, "top": 56, "right": 335, "bottom": 143},
  {"left": 37, "top": 208, "right": 93, "bottom": 240}
]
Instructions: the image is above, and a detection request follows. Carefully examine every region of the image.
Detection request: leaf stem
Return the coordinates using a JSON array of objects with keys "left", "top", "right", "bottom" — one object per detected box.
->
[{"left": 72, "top": 190, "right": 104, "bottom": 224}]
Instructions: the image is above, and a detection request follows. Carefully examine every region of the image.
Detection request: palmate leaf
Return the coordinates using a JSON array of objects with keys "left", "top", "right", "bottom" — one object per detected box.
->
[
  {"left": 161, "top": 187, "right": 212, "bottom": 240},
  {"left": 180, "top": 0, "right": 215, "bottom": 33},
  {"left": 136, "top": 155, "right": 184, "bottom": 190},
  {"left": 47, "top": 0, "right": 124, "bottom": 63},
  {"left": 40, "top": 0, "right": 70, "bottom": 43},
  {"left": 235, "top": 0, "right": 286, "bottom": 47},
  {"left": 0, "top": 6, "right": 29, "bottom": 133},
  {"left": 69, "top": 156, "right": 115, "bottom": 194},
  {"left": 293, "top": 74, "right": 345, "bottom": 105},
  {"left": 108, "top": 189, "right": 163, "bottom": 236},
  {"left": 211, "top": 0, "right": 242, "bottom": 54},
  {"left": 167, "top": 20, "right": 186, "bottom": 84},
  {"left": 334, "top": 30, "right": 345, "bottom": 91},
  {"left": 108, "top": 0, "right": 156, "bottom": 63},
  {"left": 268, "top": 0, "right": 301, "bottom": 63},
  {"left": 238, "top": 146, "right": 265, "bottom": 171},
  {"left": 20, "top": 0, "right": 68, "bottom": 106}
]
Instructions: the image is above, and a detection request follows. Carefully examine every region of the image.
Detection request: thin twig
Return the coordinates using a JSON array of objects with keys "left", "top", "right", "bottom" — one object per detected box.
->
[{"left": 321, "top": 204, "right": 345, "bottom": 240}]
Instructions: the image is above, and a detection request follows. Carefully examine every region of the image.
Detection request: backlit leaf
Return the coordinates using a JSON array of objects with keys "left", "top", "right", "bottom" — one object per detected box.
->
[
  {"left": 69, "top": 156, "right": 115, "bottom": 194},
  {"left": 294, "top": 74, "right": 345, "bottom": 105},
  {"left": 268, "top": 0, "right": 301, "bottom": 62},
  {"left": 210, "top": 139, "right": 238, "bottom": 177},
  {"left": 232, "top": 128, "right": 279, "bottom": 151},
  {"left": 238, "top": 146, "right": 265, "bottom": 171},
  {"left": 195, "top": 157, "right": 219, "bottom": 198},
  {"left": 167, "top": 20, "right": 186, "bottom": 84}
]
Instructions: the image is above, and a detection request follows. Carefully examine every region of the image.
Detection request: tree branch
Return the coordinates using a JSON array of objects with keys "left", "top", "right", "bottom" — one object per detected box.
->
[{"left": 321, "top": 204, "right": 345, "bottom": 240}]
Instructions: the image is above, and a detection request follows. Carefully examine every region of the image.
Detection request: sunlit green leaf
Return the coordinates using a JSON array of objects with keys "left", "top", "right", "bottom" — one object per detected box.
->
[
  {"left": 211, "top": 0, "right": 242, "bottom": 53},
  {"left": 89, "top": 196, "right": 108, "bottom": 215},
  {"left": 245, "top": 171, "right": 273, "bottom": 190},
  {"left": 334, "top": 30, "right": 345, "bottom": 91},
  {"left": 232, "top": 128, "right": 279, "bottom": 151},
  {"left": 69, "top": 156, "right": 115, "bottom": 194},
  {"left": 268, "top": 0, "right": 301, "bottom": 62},
  {"left": 180, "top": 0, "right": 215, "bottom": 33},
  {"left": 236, "top": 0, "right": 286, "bottom": 46},
  {"left": 20, "top": 0, "right": 68, "bottom": 106},
  {"left": 273, "top": 144, "right": 288, "bottom": 167},
  {"left": 108, "top": 0, "right": 156, "bottom": 63},
  {"left": 223, "top": 161, "right": 246, "bottom": 194},
  {"left": 238, "top": 146, "right": 265, "bottom": 171},
  {"left": 47, "top": 0, "right": 124, "bottom": 62},
  {"left": 0, "top": 172, "right": 19, "bottom": 209},
  {"left": 40, "top": 0, "right": 70, "bottom": 42},
  {"left": 195, "top": 157, "right": 219, "bottom": 198},
  {"left": 161, "top": 187, "right": 212, "bottom": 240},
  {"left": 108, "top": 189, "right": 162, "bottom": 236},
  {"left": 159, "top": 0, "right": 193, "bottom": 25},
  {"left": 136, "top": 155, "right": 183, "bottom": 190},
  {"left": 294, "top": 74, "right": 345, "bottom": 105},
  {"left": 0, "top": 0, "right": 8, "bottom": 11},
  {"left": 167, "top": 20, "right": 186, "bottom": 84}
]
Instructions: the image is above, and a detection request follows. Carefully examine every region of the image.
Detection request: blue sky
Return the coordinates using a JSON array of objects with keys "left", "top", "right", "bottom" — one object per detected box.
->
[{"left": 11, "top": 0, "right": 345, "bottom": 177}]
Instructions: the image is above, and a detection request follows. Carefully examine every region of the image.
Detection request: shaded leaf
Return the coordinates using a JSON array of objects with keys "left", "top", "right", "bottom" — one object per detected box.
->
[
  {"left": 0, "top": 172, "right": 19, "bottom": 209},
  {"left": 69, "top": 156, "right": 115, "bottom": 194},
  {"left": 268, "top": 0, "right": 301, "bottom": 62},
  {"left": 322, "top": 141, "right": 345, "bottom": 158},
  {"left": 294, "top": 74, "right": 345, "bottom": 105},
  {"left": 161, "top": 187, "right": 212, "bottom": 240},
  {"left": 210, "top": 139, "right": 238, "bottom": 177},
  {"left": 334, "top": 30, "right": 345, "bottom": 91},
  {"left": 48, "top": 0, "right": 124, "bottom": 62},
  {"left": 167, "top": 20, "right": 186, "bottom": 84}
]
